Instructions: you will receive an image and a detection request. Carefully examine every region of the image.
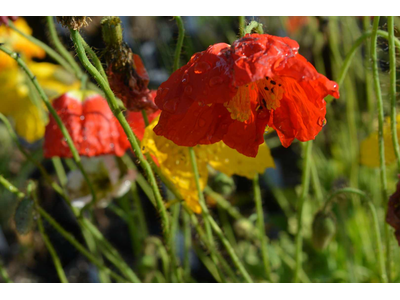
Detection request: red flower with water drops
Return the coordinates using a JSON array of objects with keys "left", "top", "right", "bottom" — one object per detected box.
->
[
  {"left": 154, "top": 33, "right": 339, "bottom": 157},
  {"left": 0, "top": 16, "right": 18, "bottom": 26},
  {"left": 44, "top": 91, "right": 130, "bottom": 158},
  {"left": 126, "top": 90, "right": 160, "bottom": 141}
]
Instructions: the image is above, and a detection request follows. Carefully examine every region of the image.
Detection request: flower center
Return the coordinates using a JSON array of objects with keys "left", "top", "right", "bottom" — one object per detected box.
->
[
  {"left": 225, "top": 77, "right": 284, "bottom": 122},
  {"left": 256, "top": 77, "right": 284, "bottom": 110},
  {"left": 224, "top": 84, "right": 253, "bottom": 122}
]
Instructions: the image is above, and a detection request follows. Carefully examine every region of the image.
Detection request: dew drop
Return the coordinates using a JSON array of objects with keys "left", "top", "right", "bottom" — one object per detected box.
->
[
  {"left": 110, "top": 143, "right": 114, "bottom": 149},
  {"left": 85, "top": 148, "right": 89, "bottom": 153},
  {"left": 184, "top": 85, "right": 193, "bottom": 95},
  {"left": 209, "top": 76, "right": 223, "bottom": 87},
  {"left": 163, "top": 98, "right": 179, "bottom": 113},
  {"left": 317, "top": 117, "right": 327, "bottom": 127},
  {"left": 80, "top": 115, "right": 85, "bottom": 121},
  {"left": 176, "top": 160, "right": 180, "bottom": 165},
  {"left": 194, "top": 61, "right": 211, "bottom": 74},
  {"left": 224, "top": 158, "right": 229, "bottom": 163},
  {"left": 182, "top": 73, "right": 189, "bottom": 85}
]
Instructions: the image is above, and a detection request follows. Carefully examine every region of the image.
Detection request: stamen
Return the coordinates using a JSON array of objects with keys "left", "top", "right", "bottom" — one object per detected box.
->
[
  {"left": 256, "top": 77, "right": 284, "bottom": 110},
  {"left": 225, "top": 84, "right": 255, "bottom": 122}
]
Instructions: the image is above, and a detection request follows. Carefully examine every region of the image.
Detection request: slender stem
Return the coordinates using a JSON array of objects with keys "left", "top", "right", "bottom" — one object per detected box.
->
[
  {"left": 141, "top": 110, "right": 150, "bottom": 127},
  {"left": 37, "top": 210, "right": 69, "bottom": 283},
  {"left": 204, "top": 186, "right": 242, "bottom": 220},
  {"left": 131, "top": 181, "right": 148, "bottom": 237},
  {"left": 188, "top": 147, "right": 253, "bottom": 283},
  {"left": 46, "top": 16, "right": 83, "bottom": 78},
  {"left": 173, "top": 17, "right": 185, "bottom": 72},
  {"left": 388, "top": 17, "right": 400, "bottom": 172},
  {"left": 253, "top": 174, "right": 272, "bottom": 281},
  {"left": 0, "top": 174, "right": 25, "bottom": 198},
  {"left": 294, "top": 141, "right": 312, "bottom": 283},
  {"left": 170, "top": 204, "right": 182, "bottom": 282},
  {"left": 8, "top": 20, "right": 75, "bottom": 75},
  {"left": 371, "top": 16, "right": 391, "bottom": 282},
  {"left": 37, "top": 206, "right": 128, "bottom": 283},
  {"left": 79, "top": 218, "right": 141, "bottom": 283},
  {"left": 79, "top": 35, "right": 108, "bottom": 82},
  {"left": 0, "top": 46, "right": 97, "bottom": 207},
  {"left": 182, "top": 212, "right": 191, "bottom": 280},
  {"left": 68, "top": 30, "right": 168, "bottom": 228},
  {"left": 118, "top": 194, "right": 141, "bottom": 256},
  {"left": 51, "top": 157, "right": 67, "bottom": 189},
  {"left": 238, "top": 16, "right": 246, "bottom": 36}
]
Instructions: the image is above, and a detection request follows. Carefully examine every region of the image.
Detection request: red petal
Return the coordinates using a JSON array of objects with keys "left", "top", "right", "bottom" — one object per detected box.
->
[
  {"left": 44, "top": 92, "right": 130, "bottom": 158},
  {"left": 154, "top": 102, "right": 233, "bottom": 147},
  {"left": 231, "top": 33, "right": 299, "bottom": 87},
  {"left": 155, "top": 43, "right": 235, "bottom": 115}
]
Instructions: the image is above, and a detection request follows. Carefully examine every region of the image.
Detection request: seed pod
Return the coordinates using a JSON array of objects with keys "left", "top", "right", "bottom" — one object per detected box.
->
[
  {"left": 312, "top": 210, "right": 336, "bottom": 250},
  {"left": 234, "top": 219, "right": 255, "bottom": 240},
  {"left": 14, "top": 197, "right": 35, "bottom": 235},
  {"left": 56, "top": 16, "right": 91, "bottom": 31}
]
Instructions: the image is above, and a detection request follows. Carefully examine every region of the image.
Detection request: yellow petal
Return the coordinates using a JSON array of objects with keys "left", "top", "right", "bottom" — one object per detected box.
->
[
  {"left": 360, "top": 115, "right": 400, "bottom": 167},
  {"left": 141, "top": 117, "right": 207, "bottom": 213},
  {"left": 0, "top": 18, "right": 45, "bottom": 71},
  {"left": 198, "top": 141, "right": 275, "bottom": 179}
]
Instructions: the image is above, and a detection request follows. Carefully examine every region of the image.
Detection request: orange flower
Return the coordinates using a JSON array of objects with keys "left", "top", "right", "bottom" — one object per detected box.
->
[
  {"left": 154, "top": 34, "right": 339, "bottom": 157},
  {"left": 44, "top": 91, "right": 130, "bottom": 158}
]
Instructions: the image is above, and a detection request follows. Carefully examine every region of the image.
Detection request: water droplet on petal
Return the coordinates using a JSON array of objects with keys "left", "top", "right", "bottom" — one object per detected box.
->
[
  {"left": 163, "top": 98, "right": 179, "bottom": 113},
  {"left": 184, "top": 85, "right": 193, "bottom": 95},
  {"left": 182, "top": 73, "right": 189, "bottom": 85},
  {"left": 209, "top": 76, "right": 223, "bottom": 87},
  {"left": 194, "top": 61, "right": 211, "bottom": 74},
  {"left": 110, "top": 143, "right": 115, "bottom": 149},
  {"left": 317, "top": 117, "right": 327, "bottom": 127},
  {"left": 80, "top": 115, "right": 85, "bottom": 120},
  {"left": 85, "top": 148, "right": 90, "bottom": 153},
  {"left": 176, "top": 160, "right": 180, "bottom": 165}
]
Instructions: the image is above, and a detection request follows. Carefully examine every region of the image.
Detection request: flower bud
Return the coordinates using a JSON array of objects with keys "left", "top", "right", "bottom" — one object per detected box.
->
[
  {"left": 311, "top": 210, "right": 336, "bottom": 250},
  {"left": 56, "top": 16, "right": 91, "bottom": 31},
  {"left": 14, "top": 197, "right": 35, "bottom": 235},
  {"left": 0, "top": 16, "right": 18, "bottom": 26},
  {"left": 234, "top": 219, "right": 255, "bottom": 240}
]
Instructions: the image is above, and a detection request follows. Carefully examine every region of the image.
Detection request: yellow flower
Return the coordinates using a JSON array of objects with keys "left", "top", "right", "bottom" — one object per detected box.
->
[
  {"left": 142, "top": 117, "right": 275, "bottom": 213},
  {"left": 0, "top": 62, "right": 79, "bottom": 142},
  {"left": 360, "top": 115, "right": 400, "bottom": 167},
  {"left": 0, "top": 18, "right": 45, "bottom": 70}
]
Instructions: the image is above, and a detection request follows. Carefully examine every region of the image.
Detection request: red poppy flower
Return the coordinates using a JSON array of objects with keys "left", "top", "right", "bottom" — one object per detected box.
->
[
  {"left": 44, "top": 91, "right": 130, "bottom": 158},
  {"left": 126, "top": 90, "right": 160, "bottom": 141},
  {"left": 387, "top": 176, "right": 400, "bottom": 246},
  {"left": 154, "top": 33, "right": 339, "bottom": 157},
  {"left": 0, "top": 16, "right": 18, "bottom": 26}
]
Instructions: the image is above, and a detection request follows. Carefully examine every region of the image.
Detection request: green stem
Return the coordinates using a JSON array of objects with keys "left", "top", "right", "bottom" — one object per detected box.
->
[
  {"left": 37, "top": 209, "right": 69, "bottom": 283},
  {"left": 46, "top": 16, "right": 83, "bottom": 79},
  {"left": 51, "top": 157, "right": 67, "bottom": 189},
  {"left": 170, "top": 203, "right": 182, "bottom": 282},
  {"left": 37, "top": 206, "right": 128, "bottom": 283},
  {"left": 68, "top": 30, "right": 168, "bottom": 230},
  {"left": 79, "top": 35, "right": 108, "bottom": 82},
  {"left": 253, "top": 174, "right": 272, "bottom": 281},
  {"left": 173, "top": 17, "right": 185, "bottom": 72},
  {"left": 294, "top": 141, "right": 312, "bottom": 283},
  {"left": 0, "top": 174, "right": 25, "bottom": 198},
  {"left": 238, "top": 16, "right": 246, "bottom": 36},
  {"left": 388, "top": 16, "right": 400, "bottom": 172},
  {"left": 8, "top": 20, "right": 75, "bottom": 75},
  {"left": 141, "top": 110, "right": 150, "bottom": 127},
  {"left": 79, "top": 218, "right": 141, "bottom": 283},
  {"left": 0, "top": 46, "right": 97, "bottom": 207},
  {"left": 371, "top": 16, "right": 391, "bottom": 282},
  {"left": 182, "top": 211, "right": 191, "bottom": 280},
  {"left": 188, "top": 147, "right": 253, "bottom": 283}
]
